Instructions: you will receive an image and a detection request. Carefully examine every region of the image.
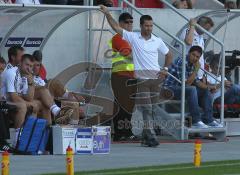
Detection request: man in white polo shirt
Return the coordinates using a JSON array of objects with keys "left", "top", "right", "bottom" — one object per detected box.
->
[
  {"left": 178, "top": 16, "right": 214, "bottom": 80},
  {"left": 100, "top": 5, "right": 173, "bottom": 147}
]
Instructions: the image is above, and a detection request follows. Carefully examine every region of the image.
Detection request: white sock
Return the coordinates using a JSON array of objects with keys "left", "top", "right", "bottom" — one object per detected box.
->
[
  {"left": 14, "top": 128, "right": 20, "bottom": 147},
  {"left": 62, "top": 92, "right": 69, "bottom": 98},
  {"left": 69, "top": 119, "right": 79, "bottom": 125},
  {"left": 50, "top": 104, "right": 61, "bottom": 117}
]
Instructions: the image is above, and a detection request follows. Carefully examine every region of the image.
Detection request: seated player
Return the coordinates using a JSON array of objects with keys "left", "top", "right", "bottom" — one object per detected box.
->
[{"left": 32, "top": 54, "right": 84, "bottom": 125}]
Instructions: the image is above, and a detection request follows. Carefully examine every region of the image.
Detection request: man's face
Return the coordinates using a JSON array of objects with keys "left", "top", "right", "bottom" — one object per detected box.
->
[
  {"left": 189, "top": 50, "right": 201, "bottom": 64},
  {"left": 197, "top": 23, "right": 213, "bottom": 35},
  {"left": 140, "top": 20, "right": 153, "bottom": 36},
  {"left": 12, "top": 50, "right": 24, "bottom": 65},
  {"left": 179, "top": 0, "right": 188, "bottom": 9},
  {"left": 119, "top": 18, "right": 133, "bottom": 32},
  {"left": 210, "top": 63, "right": 219, "bottom": 75},
  {"left": 20, "top": 58, "right": 34, "bottom": 75},
  {"left": 33, "top": 60, "right": 41, "bottom": 76}
]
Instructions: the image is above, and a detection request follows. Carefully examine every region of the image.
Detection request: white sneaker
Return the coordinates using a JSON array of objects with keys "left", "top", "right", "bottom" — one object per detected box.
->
[
  {"left": 192, "top": 121, "right": 209, "bottom": 129},
  {"left": 207, "top": 120, "right": 224, "bottom": 128}
]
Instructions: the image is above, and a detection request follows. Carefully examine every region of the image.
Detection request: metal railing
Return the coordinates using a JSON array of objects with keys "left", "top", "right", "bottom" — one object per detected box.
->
[{"left": 161, "top": 0, "right": 226, "bottom": 131}]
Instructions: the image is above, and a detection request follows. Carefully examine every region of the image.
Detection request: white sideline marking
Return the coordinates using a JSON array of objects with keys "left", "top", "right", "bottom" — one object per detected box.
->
[{"left": 86, "top": 162, "right": 240, "bottom": 175}]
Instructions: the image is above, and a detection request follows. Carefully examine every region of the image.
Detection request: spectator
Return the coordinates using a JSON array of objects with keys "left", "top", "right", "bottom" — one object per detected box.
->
[
  {"left": 225, "top": 0, "right": 237, "bottom": 8},
  {"left": 101, "top": 5, "right": 173, "bottom": 147},
  {"left": 172, "top": 0, "right": 193, "bottom": 9},
  {"left": 94, "top": 0, "right": 113, "bottom": 6},
  {"left": 207, "top": 54, "right": 240, "bottom": 104},
  {"left": 178, "top": 17, "right": 214, "bottom": 80},
  {"left": 164, "top": 46, "right": 223, "bottom": 128},
  {"left": 32, "top": 50, "right": 47, "bottom": 81}
]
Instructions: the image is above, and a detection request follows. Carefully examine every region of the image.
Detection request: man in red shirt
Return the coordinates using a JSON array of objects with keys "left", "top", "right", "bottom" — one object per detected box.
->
[{"left": 110, "top": 12, "right": 137, "bottom": 141}]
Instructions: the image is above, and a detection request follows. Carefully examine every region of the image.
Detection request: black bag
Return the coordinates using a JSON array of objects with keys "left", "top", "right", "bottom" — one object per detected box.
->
[{"left": 0, "top": 101, "right": 11, "bottom": 141}]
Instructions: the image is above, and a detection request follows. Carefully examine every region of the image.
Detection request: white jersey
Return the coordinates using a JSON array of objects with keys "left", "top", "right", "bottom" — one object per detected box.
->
[
  {"left": 34, "top": 76, "right": 46, "bottom": 86},
  {"left": 1, "top": 67, "right": 28, "bottom": 100}
]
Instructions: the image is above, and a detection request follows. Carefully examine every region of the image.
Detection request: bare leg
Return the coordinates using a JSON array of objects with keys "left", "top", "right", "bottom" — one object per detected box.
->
[
  {"left": 25, "top": 100, "right": 41, "bottom": 117},
  {"left": 39, "top": 106, "right": 52, "bottom": 125},
  {"left": 34, "top": 87, "right": 55, "bottom": 108},
  {"left": 10, "top": 102, "right": 27, "bottom": 128}
]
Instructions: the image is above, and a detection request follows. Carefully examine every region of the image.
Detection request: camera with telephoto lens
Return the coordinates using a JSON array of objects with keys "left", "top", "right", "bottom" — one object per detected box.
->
[{"left": 205, "top": 50, "right": 240, "bottom": 80}]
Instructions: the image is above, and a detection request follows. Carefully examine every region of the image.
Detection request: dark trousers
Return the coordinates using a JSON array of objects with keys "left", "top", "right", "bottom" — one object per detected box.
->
[
  {"left": 111, "top": 72, "right": 137, "bottom": 139},
  {"left": 0, "top": 111, "right": 10, "bottom": 143}
]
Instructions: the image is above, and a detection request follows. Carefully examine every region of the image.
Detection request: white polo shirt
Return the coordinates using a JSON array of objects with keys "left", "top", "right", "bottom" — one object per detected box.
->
[
  {"left": 179, "top": 28, "right": 205, "bottom": 79},
  {"left": 122, "top": 29, "right": 169, "bottom": 79},
  {"left": 1, "top": 67, "right": 28, "bottom": 100},
  {"left": 207, "top": 73, "right": 227, "bottom": 101}
]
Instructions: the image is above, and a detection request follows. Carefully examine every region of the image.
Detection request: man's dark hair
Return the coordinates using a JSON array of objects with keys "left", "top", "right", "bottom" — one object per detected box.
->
[
  {"left": 0, "top": 56, "right": 6, "bottom": 65},
  {"left": 209, "top": 54, "right": 220, "bottom": 68},
  {"left": 119, "top": 12, "right": 133, "bottom": 23},
  {"left": 140, "top": 15, "right": 153, "bottom": 25},
  {"left": 189, "top": 46, "right": 203, "bottom": 55},
  {"left": 197, "top": 16, "right": 214, "bottom": 27},
  {"left": 32, "top": 50, "right": 42, "bottom": 62},
  {"left": 8, "top": 46, "right": 24, "bottom": 62},
  {"left": 22, "top": 54, "right": 34, "bottom": 63}
]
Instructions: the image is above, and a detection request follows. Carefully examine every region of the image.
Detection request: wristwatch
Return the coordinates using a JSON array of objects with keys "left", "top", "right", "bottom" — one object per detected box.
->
[{"left": 163, "top": 67, "right": 168, "bottom": 71}]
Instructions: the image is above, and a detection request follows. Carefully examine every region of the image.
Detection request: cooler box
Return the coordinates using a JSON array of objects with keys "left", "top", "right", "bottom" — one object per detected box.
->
[
  {"left": 76, "top": 126, "right": 111, "bottom": 154},
  {"left": 52, "top": 126, "right": 77, "bottom": 155}
]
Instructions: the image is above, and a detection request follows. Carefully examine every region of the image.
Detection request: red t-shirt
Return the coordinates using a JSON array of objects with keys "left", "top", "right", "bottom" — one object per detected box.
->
[
  {"left": 39, "top": 65, "right": 47, "bottom": 80},
  {"left": 112, "top": 33, "right": 132, "bottom": 56},
  {"left": 112, "top": 34, "right": 134, "bottom": 78}
]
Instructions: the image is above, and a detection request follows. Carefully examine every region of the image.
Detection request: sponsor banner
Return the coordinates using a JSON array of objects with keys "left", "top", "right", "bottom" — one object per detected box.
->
[
  {"left": 24, "top": 37, "right": 43, "bottom": 47},
  {"left": 5, "top": 37, "right": 25, "bottom": 47}
]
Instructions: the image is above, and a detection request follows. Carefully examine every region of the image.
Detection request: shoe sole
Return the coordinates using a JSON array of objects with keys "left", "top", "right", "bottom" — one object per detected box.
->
[{"left": 55, "top": 108, "right": 74, "bottom": 124}]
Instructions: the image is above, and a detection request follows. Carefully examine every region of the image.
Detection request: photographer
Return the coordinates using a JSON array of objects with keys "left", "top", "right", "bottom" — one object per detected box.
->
[{"left": 207, "top": 54, "right": 240, "bottom": 104}]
